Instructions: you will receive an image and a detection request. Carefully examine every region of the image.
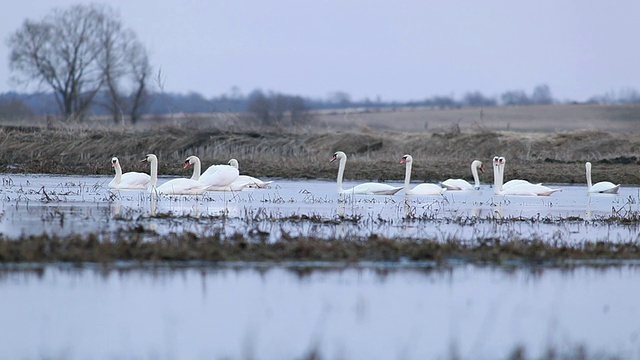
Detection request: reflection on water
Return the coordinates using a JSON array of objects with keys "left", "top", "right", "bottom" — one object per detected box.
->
[
  {"left": 0, "top": 264, "right": 639, "bottom": 359},
  {"left": 2, "top": 175, "right": 640, "bottom": 359},
  {"left": 1, "top": 174, "right": 639, "bottom": 243}
]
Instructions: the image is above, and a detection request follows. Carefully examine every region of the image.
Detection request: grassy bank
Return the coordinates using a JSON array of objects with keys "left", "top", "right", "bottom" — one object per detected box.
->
[{"left": 1, "top": 121, "right": 640, "bottom": 184}]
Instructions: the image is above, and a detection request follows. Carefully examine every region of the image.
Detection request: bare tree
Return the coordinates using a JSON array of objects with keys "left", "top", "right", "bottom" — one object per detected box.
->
[
  {"left": 127, "top": 45, "right": 151, "bottom": 125},
  {"left": 7, "top": 4, "right": 151, "bottom": 123},
  {"left": 247, "top": 90, "right": 270, "bottom": 124},
  {"left": 99, "top": 7, "right": 151, "bottom": 125}
]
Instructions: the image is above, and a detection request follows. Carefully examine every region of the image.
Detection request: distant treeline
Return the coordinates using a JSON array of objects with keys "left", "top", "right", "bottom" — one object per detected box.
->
[{"left": 1, "top": 84, "right": 640, "bottom": 124}]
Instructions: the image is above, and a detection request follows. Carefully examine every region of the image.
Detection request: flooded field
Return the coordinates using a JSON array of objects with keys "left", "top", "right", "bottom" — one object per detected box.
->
[
  {"left": 2, "top": 174, "right": 640, "bottom": 359},
  {"left": 1, "top": 174, "right": 640, "bottom": 243}
]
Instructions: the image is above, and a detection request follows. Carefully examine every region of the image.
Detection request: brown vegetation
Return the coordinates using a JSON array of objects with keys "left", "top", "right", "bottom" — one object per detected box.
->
[
  {"left": 2, "top": 229, "right": 639, "bottom": 264},
  {"left": 1, "top": 104, "right": 639, "bottom": 184}
]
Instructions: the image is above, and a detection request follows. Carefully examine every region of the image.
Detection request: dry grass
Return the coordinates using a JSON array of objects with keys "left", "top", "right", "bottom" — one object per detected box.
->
[
  {"left": 1, "top": 104, "right": 640, "bottom": 184},
  {"left": 2, "top": 229, "right": 640, "bottom": 264}
]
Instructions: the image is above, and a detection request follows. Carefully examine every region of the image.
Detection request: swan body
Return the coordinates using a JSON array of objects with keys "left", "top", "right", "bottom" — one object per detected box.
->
[
  {"left": 143, "top": 154, "right": 210, "bottom": 195},
  {"left": 502, "top": 179, "right": 540, "bottom": 190},
  {"left": 585, "top": 162, "right": 620, "bottom": 194},
  {"left": 228, "top": 159, "right": 273, "bottom": 188},
  {"left": 401, "top": 155, "right": 447, "bottom": 195},
  {"left": 330, "top": 151, "right": 403, "bottom": 195},
  {"left": 492, "top": 156, "right": 561, "bottom": 196},
  {"left": 441, "top": 160, "right": 484, "bottom": 190},
  {"left": 184, "top": 156, "right": 240, "bottom": 190},
  {"left": 108, "top": 157, "right": 151, "bottom": 190}
]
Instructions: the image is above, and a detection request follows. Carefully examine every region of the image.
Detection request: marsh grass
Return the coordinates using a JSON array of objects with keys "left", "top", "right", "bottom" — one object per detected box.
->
[
  {"left": 2, "top": 106, "right": 640, "bottom": 184},
  {"left": 2, "top": 220, "right": 639, "bottom": 264}
]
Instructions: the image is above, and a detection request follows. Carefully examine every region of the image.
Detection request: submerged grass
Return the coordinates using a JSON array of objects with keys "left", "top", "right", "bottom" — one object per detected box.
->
[{"left": 2, "top": 231, "right": 640, "bottom": 265}]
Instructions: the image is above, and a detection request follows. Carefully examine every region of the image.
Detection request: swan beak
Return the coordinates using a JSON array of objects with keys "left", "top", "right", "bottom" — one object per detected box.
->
[
  {"left": 479, "top": 165, "right": 485, "bottom": 173},
  {"left": 400, "top": 158, "right": 406, "bottom": 164},
  {"left": 183, "top": 161, "right": 191, "bottom": 169},
  {"left": 141, "top": 158, "right": 148, "bottom": 163},
  {"left": 330, "top": 156, "right": 337, "bottom": 163}
]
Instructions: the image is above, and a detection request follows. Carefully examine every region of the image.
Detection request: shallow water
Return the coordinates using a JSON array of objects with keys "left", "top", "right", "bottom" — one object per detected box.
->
[
  {"left": 1, "top": 174, "right": 639, "bottom": 243},
  {"left": 1, "top": 264, "right": 639, "bottom": 359},
  {"left": 2, "top": 174, "right": 640, "bottom": 359}
]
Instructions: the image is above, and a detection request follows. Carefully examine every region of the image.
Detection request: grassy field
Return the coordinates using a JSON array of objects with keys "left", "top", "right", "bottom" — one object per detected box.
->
[
  {"left": 1, "top": 103, "right": 639, "bottom": 184},
  {"left": 314, "top": 103, "right": 640, "bottom": 132}
]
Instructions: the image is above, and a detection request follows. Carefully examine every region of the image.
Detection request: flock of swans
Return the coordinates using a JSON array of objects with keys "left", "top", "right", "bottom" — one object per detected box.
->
[
  {"left": 108, "top": 154, "right": 272, "bottom": 195},
  {"left": 330, "top": 151, "right": 620, "bottom": 197},
  {"left": 108, "top": 152, "right": 621, "bottom": 197}
]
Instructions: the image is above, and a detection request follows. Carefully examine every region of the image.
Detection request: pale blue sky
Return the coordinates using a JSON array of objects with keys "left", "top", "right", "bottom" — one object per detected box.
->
[{"left": 2, "top": 0, "right": 639, "bottom": 102}]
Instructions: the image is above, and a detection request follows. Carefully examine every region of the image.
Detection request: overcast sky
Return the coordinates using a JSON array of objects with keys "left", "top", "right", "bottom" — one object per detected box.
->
[{"left": 2, "top": 0, "right": 640, "bottom": 102}]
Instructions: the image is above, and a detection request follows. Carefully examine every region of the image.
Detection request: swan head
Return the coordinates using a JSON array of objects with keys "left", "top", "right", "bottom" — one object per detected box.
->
[
  {"left": 184, "top": 155, "right": 199, "bottom": 169},
  {"left": 228, "top": 159, "right": 239, "bottom": 169},
  {"left": 111, "top": 157, "right": 119, "bottom": 168},
  {"left": 141, "top": 154, "right": 157, "bottom": 163},
  {"left": 472, "top": 160, "right": 484, "bottom": 173},
  {"left": 330, "top": 151, "right": 346, "bottom": 163},
  {"left": 492, "top": 156, "right": 505, "bottom": 176},
  {"left": 400, "top": 154, "right": 413, "bottom": 164},
  {"left": 585, "top": 162, "right": 592, "bottom": 171}
]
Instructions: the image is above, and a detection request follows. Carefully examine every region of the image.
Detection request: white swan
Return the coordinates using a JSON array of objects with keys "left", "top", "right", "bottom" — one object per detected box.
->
[
  {"left": 183, "top": 155, "right": 240, "bottom": 191},
  {"left": 441, "top": 160, "right": 484, "bottom": 190},
  {"left": 228, "top": 158, "right": 273, "bottom": 188},
  {"left": 142, "top": 154, "right": 210, "bottom": 195},
  {"left": 585, "top": 162, "right": 620, "bottom": 194},
  {"left": 493, "top": 156, "right": 561, "bottom": 196},
  {"left": 108, "top": 157, "right": 150, "bottom": 190},
  {"left": 400, "top": 155, "right": 447, "bottom": 195},
  {"left": 492, "top": 156, "right": 541, "bottom": 190},
  {"left": 330, "top": 151, "right": 402, "bottom": 195}
]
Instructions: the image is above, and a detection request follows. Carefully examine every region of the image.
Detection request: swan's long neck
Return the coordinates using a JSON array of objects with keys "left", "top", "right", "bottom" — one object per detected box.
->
[
  {"left": 585, "top": 163, "right": 593, "bottom": 188},
  {"left": 471, "top": 162, "right": 480, "bottom": 188},
  {"left": 149, "top": 157, "right": 158, "bottom": 190},
  {"left": 190, "top": 158, "right": 201, "bottom": 181},
  {"left": 493, "top": 163, "right": 503, "bottom": 195},
  {"left": 499, "top": 163, "right": 505, "bottom": 193},
  {"left": 403, "top": 160, "right": 412, "bottom": 191},
  {"left": 336, "top": 157, "right": 346, "bottom": 192},
  {"left": 114, "top": 163, "right": 122, "bottom": 182}
]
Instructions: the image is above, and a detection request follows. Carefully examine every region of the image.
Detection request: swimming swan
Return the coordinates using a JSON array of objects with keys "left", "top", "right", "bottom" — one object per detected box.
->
[
  {"left": 183, "top": 155, "right": 240, "bottom": 191},
  {"left": 228, "top": 158, "right": 273, "bottom": 188},
  {"left": 108, "top": 157, "right": 150, "bottom": 190},
  {"left": 142, "top": 154, "right": 210, "bottom": 195},
  {"left": 585, "top": 162, "right": 620, "bottom": 194},
  {"left": 400, "top": 155, "right": 447, "bottom": 195},
  {"left": 441, "top": 160, "right": 484, "bottom": 190},
  {"left": 330, "top": 151, "right": 402, "bottom": 195},
  {"left": 492, "top": 156, "right": 542, "bottom": 190},
  {"left": 493, "top": 156, "right": 560, "bottom": 196}
]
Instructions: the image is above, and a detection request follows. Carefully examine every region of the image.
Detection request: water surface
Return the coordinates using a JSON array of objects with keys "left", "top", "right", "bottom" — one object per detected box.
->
[
  {"left": 1, "top": 264, "right": 639, "bottom": 359},
  {"left": 1, "top": 174, "right": 638, "bottom": 243}
]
